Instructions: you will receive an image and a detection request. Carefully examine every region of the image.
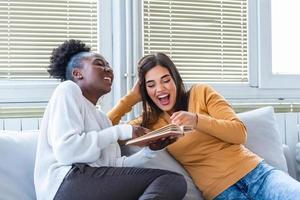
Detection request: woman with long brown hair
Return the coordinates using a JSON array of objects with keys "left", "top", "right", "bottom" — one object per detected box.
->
[{"left": 108, "top": 52, "right": 300, "bottom": 200}]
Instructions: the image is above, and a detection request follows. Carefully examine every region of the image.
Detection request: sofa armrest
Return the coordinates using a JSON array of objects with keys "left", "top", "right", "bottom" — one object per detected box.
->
[{"left": 282, "top": 144, "right": 297, "bottom": 179}]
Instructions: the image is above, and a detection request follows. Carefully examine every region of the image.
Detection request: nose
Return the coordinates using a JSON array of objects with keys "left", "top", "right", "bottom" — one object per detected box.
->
[
  {"left": 104, "top": 67, "right": 112, "bottom": 72},
  {"left": 156, "top": 83, "right": 164, "bottom": 92},
  {"left": 104, "top": 66, "right": 113, "bottom": 73}
]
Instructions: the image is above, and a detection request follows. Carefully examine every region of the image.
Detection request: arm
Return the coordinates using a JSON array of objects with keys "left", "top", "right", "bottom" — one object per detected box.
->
[
  {"left": 195, "top": 84, "right": 247, "bottom": 144},
  {"left": 107, "top": 91, "right": 141, "bottom": 125},
  {"left": 108, "top": 81, "right": 141, "bottom": 125},
  {"left": 48, "top": 85, "right": 132, "bottom": 165},
  {"left": 171, "top": 84, "right": 246, "bottom": 144}
]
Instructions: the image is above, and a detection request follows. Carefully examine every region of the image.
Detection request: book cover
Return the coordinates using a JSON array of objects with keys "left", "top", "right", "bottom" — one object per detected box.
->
[{"left": 125, "top": 124, "right": 193, "bottom": 146}]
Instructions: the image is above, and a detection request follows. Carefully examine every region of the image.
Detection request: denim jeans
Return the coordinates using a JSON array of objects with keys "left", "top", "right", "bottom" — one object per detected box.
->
[{"left": 214, "top": 161, "right": 300, "bottom": 200}]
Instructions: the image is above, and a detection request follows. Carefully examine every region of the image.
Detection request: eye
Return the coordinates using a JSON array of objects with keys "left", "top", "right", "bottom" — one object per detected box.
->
[
  {"left": 96, "top": 62, "right": 105, "bottom": 67},
  {"left": 162, "top": 78, "right": 171, "bottom": 83},
  {"left": 146, "top": 83, "right": 155, "bottom": 88}
]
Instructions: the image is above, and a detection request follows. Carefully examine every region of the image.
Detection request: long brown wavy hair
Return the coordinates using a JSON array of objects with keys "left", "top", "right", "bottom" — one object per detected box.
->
[{"left": 138, "top": 52, "right": 189, "bottom": 128}]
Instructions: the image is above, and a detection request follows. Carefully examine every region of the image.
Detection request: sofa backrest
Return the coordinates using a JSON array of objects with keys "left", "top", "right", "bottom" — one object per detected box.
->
[{"left": 0, "top": 131, "right": 38, "bottom": 200}]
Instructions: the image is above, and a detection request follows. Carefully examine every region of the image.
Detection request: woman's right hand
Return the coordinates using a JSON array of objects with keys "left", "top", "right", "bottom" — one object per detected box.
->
[
  {"left": 148, "top": 136, "right": 178, "bottom": 151},
  {"left": 130, "top": 80, "right": 142, "bottom": 102}
]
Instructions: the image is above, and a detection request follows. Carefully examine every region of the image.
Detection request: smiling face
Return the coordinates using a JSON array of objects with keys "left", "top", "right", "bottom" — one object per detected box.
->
[
  {"left": 145, "top": 65, "right": 177, "bottom": 113},
  {"left": 75, "top": 54, "right": 114, "bottom": 102}
]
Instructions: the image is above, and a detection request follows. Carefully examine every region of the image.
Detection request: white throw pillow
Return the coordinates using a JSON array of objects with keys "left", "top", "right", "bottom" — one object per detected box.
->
[
  {"left": 0, "top": 131, "right": 38, "bottom": 200},
  {"left": 238, "top": 106, "right": 288, "bottom": 172}
]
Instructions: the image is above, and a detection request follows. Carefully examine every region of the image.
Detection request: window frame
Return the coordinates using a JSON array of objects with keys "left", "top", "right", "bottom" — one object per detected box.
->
[
  {"left": 254, "top": 0, "right": 300, "bottom": 89},
  {"left": 0, "top": 0, "right": 101, "bottom": 104},
  {"left": 2, "top": 0, "right": 300, "bottom": 109},
  {"left": 131, "top": 0, "right": 300, "bottom": 102}
]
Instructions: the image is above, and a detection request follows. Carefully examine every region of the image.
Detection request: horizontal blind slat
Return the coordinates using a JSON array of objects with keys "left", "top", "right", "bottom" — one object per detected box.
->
[
  {"left": 144, "top": 0, "right": 247, "bottom": 84},
  {"left": 0, "top": 0, "right": 98, "bottom": 80}
]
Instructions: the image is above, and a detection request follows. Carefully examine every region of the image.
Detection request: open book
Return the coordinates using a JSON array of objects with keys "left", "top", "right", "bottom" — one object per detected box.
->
[{"left": 125, "top": 124, "right": 193, "bottom": 146}]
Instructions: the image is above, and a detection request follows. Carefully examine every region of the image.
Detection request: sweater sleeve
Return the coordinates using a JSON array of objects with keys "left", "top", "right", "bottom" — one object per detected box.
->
[
  {"left": 193, "top": 84, "right": 247, "bottom": 144},
  {"left": 117, "top": 147, "right": 158, "bottom": 167},
  {"left": 48, "top": 84, "right": 133, "bottom": 165},
  {"left": 107, "top": 91, "right": 141, "bottom": 125}
]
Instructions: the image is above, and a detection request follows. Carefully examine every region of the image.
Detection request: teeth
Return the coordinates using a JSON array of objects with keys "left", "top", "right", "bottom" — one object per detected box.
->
[
  {"left": 104, "top": 77, "right": 111, "bottom": 82},
  {"left": 158, "top": 94, "right": 168, "bottom": 99}
]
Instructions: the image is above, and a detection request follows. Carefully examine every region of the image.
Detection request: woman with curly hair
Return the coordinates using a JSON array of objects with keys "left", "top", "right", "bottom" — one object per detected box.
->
[{"left": 34, "top": 40, "right": 187, "bottom": 200}]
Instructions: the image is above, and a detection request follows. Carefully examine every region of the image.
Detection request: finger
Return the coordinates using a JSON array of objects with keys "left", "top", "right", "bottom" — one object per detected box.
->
[
  {"left": 170, "top": 111, "right": 183, "bottom": 120},
  {"left": 171, "top": 119, "right": 182, "bottom": 126},
  {"left": 143, "top": 127, "right": 151, "bottom": 133},
  {"left": 171, "top": 115, "right": 181, "bottom": 125},
  {"left": 170, "top": 111, "right": 184, "bottom": 119},
  {"left": 171, "top": 112, "right": 185, "bottom": 123},
  {"left": 169, "top": 137, "right": 178, "bottom": 144}
]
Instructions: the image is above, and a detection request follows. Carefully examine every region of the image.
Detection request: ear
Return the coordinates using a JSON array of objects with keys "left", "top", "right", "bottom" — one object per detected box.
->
[{"left": 72, "top": 68, "right": 83, "bottom": 80}]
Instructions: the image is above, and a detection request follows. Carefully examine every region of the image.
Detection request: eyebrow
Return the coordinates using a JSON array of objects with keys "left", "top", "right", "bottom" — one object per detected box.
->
[{"left": 146, "top": 74, "right": 171, "bottom": 84}]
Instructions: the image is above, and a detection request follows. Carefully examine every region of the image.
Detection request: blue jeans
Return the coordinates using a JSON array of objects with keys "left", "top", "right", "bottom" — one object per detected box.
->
[{"left": 214, "top": 161, "right": 300, "bottom": 200}]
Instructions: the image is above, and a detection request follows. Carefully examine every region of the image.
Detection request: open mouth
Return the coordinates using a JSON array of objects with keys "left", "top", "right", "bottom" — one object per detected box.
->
[
  {"left": 157, "top": 93, "right": 170, "bottom": 106},
  {"left": 104, "top": 76, "right": 112, "bottom": 84}
]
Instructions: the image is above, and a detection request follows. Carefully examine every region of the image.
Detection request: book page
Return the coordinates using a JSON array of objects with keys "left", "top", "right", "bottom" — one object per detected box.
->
[{"left": 125, "top": 124, "right": 193, "bottom": 146}]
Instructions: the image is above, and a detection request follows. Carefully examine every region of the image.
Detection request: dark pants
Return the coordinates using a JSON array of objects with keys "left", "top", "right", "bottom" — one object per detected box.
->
[{"left": 54, "top": 164, "right": 187, "bottom": 200}]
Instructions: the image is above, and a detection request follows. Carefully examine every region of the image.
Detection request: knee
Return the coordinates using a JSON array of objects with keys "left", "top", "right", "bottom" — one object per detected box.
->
[{"left": 168, "top": 173, "right": 187, "bottom": 198}]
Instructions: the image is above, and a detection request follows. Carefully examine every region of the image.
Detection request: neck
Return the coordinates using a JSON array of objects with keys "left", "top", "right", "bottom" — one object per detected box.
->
[
  {"left": 82, "top": 91, "right": 100, "bottom": 105},
  {"left": 78, "top": 84, "right": 102, "bottom": 105},
  {"left": 76, "top": 82, "right": 104, "bottom": 105}
]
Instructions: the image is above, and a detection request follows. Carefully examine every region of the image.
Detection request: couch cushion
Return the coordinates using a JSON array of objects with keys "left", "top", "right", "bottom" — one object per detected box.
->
[
  {"left": 0, "top": 131, "right": 38, "bottom": 200},
  {"left": 121, "top": 146, "right": 204, "bottom": 200},
  {"left": 238, "top": 106, "right": 288, "bottom": 172}
]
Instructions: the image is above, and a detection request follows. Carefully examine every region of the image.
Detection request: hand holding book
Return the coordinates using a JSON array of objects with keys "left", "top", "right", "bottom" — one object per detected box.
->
[
  {"left": 126, "top": 124, "right": 193, "bottom": 147},
  {"left": 147, "top": 136, "right": 178, "bottom": 151}
]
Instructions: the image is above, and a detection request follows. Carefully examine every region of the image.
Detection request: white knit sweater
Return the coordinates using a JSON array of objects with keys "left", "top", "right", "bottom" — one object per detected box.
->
[{"left": 34, "top": 81, "right": 155, "bottom": 200}]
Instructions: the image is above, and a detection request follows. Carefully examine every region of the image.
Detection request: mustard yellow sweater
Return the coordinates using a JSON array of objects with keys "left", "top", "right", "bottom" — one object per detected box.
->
[{"left": 108, "top": 84, "right": 262, "bottom": 200}]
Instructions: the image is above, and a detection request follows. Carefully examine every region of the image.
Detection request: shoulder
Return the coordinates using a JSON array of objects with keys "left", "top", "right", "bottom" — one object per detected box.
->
[
  {"left": 189, "top": 83, "right": 223, "bottom": 104},
  {"left": 55, "top": 80, "right": 81, "bottom": 93},
  {"left": 190, "top": 83, "right": 216, "bottom": 94},
  {"left": 49, "top": 81, "right": 83, "bottom": 106},
  {"left": 54, "top": 81, "right": 82, "bottom": 98}
]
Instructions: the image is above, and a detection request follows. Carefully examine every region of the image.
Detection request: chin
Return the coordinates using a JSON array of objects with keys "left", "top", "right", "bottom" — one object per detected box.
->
[
  {"left": 158, "top": 105, "right": 173, "bottom": 112},
  {"left": 103, "top": 88, "right": 112, "bottom": 95}
]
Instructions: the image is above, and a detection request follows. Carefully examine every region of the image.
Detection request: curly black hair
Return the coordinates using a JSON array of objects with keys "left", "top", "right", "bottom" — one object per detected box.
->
[{"left": 47, "top": 39, "right": 91, "bottom": 81}]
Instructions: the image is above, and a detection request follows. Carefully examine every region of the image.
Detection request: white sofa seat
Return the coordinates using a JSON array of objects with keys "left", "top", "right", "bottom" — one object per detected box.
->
[{"left": 0, "top": 107, "right": 297, "bottom": 200}]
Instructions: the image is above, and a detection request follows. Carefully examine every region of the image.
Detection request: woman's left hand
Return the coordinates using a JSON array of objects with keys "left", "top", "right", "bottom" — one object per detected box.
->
[
  {"left": 170, "top": 111, "right": 198, "bottom": 128},
  {"left": 130, "top": 80, "right": 142, "bottom": 102}
]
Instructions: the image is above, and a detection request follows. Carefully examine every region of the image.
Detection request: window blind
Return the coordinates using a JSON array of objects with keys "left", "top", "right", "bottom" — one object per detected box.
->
[
  {"left": 143, "top": 0, "right": 248, "bottom": 83},
  {"left": 0, "top": 0, "right": 98, "bottom": 80}
]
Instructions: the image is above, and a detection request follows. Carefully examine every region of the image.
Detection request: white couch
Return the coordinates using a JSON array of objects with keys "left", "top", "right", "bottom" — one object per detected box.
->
[{"left": 0, "top": 106, "right": 299, "bottom": 200}]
